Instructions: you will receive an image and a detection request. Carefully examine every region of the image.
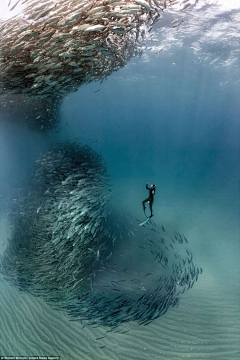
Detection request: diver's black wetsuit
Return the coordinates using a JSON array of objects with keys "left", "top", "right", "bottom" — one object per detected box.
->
[{"left": 142, "top": 184, "right": 156, "bottom": 217}]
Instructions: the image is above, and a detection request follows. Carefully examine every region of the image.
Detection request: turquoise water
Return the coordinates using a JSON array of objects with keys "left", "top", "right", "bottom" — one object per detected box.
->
[{"left": 0, "top": 1, "right": 240, "bottom": 359}]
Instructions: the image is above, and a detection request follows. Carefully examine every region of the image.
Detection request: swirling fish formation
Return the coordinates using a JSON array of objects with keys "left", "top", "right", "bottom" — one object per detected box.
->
[
  {"left": 0, "top": 0, "right": 186, "bottom": 100},
  {"left": 0, "top": 142, "right": 202, "bottom": 329},
  {"left": 1, "top": 143, "right": 111, "bottom": 297}
]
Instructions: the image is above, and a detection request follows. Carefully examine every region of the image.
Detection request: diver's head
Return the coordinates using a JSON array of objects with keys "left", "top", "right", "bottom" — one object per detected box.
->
[{"left": 151, "top": 184, "right": 156, "bottom": 188}]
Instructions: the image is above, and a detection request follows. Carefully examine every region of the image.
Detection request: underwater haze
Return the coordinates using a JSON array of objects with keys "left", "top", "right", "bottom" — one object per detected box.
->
[{"left": 0, "top": 0, "right": 240, "bottom": 359}]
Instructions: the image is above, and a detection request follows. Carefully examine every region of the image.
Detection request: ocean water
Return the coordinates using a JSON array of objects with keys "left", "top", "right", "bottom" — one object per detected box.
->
[{"left": 0, "top": 1, "right": 240, "bottom": 359}]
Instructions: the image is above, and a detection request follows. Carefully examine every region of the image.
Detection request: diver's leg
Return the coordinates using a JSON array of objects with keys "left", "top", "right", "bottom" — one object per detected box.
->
[
  {"left": 150, "top": 200, "right": 153, "bottom": 217},
  {"left": 142, "top": 198, "right": 149, "bottom": 211}
]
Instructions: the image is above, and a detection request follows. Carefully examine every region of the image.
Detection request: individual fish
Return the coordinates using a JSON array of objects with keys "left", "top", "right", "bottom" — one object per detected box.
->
[
  {"left": 85, "top": 25, "right": 106, "bottom": 32},
  {"left": 10, "top": 0, "right": 21, "bottom": 11},
  {"left": 172, "top": 20, "right": 183, "bottom": 27},
  {"left": 182, "top": 3, "right": 191, "bottom": 10}
]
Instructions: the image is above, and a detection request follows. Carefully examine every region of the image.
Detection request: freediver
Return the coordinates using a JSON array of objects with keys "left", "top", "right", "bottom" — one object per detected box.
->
[{"left": 142, "top": 183, "right": 156, "bottom": 218}]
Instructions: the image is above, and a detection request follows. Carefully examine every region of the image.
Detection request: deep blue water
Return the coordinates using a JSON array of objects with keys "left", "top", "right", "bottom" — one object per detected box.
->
[{"left": 58, "top": 49, "right": 240, "bottom": 272}]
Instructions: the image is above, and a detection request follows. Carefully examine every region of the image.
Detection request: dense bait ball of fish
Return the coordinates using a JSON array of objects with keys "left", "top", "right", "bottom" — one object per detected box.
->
[
  {"left": 0, "top": 142, "right": 202, "bottom": 329},
  {"left": 1, "top": 143, "right": 111, "bottom": 301},
  {"left": 0, "top": 0, "right": 190, "bottom": 131},
  {"left": 0, "top": 0, "right": 185, "bottom": 102}
]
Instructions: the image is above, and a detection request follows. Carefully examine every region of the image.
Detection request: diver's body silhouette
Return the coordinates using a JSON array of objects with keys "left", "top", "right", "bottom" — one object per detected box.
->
[{"left": 142, "top": 183, "right": 156, "bottom": 217}]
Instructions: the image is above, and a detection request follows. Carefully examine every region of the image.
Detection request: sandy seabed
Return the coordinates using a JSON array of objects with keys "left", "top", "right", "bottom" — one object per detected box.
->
[{"left": 0, "top": 227, "right": 239, "bottom": 360}]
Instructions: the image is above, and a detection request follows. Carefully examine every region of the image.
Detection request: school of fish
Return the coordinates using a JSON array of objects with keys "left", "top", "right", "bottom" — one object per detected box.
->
[
  {"left": 0, "top": 0, "right": 191, "bottom": 112},
  {"left": 0, "top": 142, "right": 202, "bottom": 329}
]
